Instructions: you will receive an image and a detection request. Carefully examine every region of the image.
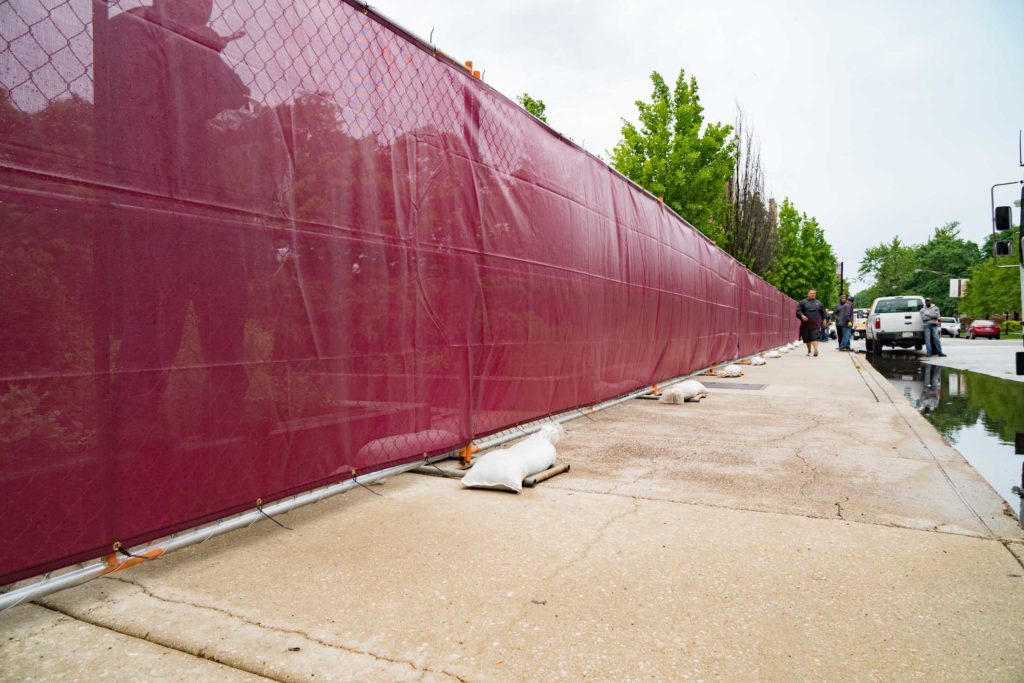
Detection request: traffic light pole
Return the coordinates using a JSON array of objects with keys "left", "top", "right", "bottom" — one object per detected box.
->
[
  {"left": 990, "top": 180, "right": 1024, "bottom": 374},
  {"left": 1018, "top": 182, "right": 1024, "bottom": 375}
]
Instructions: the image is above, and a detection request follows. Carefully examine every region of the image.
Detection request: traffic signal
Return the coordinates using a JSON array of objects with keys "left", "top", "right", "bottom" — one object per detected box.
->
[
  {"left": 993, "top": 203, "right": 1014, "bottom": 258},
  {"left": 995, "top": 205, "right": 1012, "bottom": 231}
]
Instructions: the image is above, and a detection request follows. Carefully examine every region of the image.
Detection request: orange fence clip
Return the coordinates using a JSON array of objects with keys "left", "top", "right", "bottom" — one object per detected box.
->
[
  {"left": 458, "top": 442, "right": 479, "bottom": 466},
  {"left": 100, "top": 542, "right": 165, "bottom": 576}
]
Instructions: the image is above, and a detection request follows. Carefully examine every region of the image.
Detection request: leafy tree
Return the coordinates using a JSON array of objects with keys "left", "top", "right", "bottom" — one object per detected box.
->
[
  {"left": 765, "top": 199, "right": 837, "bottom": 304},
  {"left": 854, "top": 222, "right": 1006, "bottom": 317},
  {"left": 960, "top": 254, "right": 1021, "bottom": 320},
  {"left": 610, "top": 70, "right": 734, "bottom": 243},
  {"left": 901, "top": 222, "right": 982, "bottom": 315},
  {"left": 856, "top": 236, "right": 916, "bottom": 303},
  {"left": 980, "top": 223, "right": 1022, "bottom": 261},
  {"left": 516, "top": 93, "right": 547, "bottom": 123}
]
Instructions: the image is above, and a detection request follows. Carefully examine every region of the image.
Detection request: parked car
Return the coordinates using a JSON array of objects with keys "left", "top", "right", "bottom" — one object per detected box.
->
[
  {"left": 865, "top": 295, "right": 925, "bottom": 354},
  {"left": 939, "top": 317, "right": 959, "bottom": 337},
  {"left": 965, "top": 319, "right": 1000, "bottom": 339},
  {"left": 852, "top": 308, "right": 869, "bottom": 340}
]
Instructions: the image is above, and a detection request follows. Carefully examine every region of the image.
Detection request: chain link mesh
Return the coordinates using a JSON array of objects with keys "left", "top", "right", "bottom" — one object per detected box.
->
[{"left": 0, "top": 0, "right": 796, "bottom": 586}]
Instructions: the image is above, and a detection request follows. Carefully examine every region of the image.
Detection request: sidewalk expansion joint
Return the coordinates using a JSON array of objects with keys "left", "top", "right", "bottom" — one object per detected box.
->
[
  {"left": 95, "top": 577, "right": 469, "bottom": 683},
  {"left": 850, "top": 354, "right": 998, "bottom": 540},
  {"left": 32, "top": 601, "right": 285, "bottom": 683},
  {"left": 1001, "top": 541, "right": 1024, "bottom": 571},
  {"left": 848, "top": 352, "right": 882, "bottom": 403},
  {"left": 546, "top": 484, "right": 1011, "bottom": 544}
]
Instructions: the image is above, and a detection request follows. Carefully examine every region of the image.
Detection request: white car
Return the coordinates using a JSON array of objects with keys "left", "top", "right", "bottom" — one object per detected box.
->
[
  {"left": 939, "top": 317, "right": 959, "bottom": 337},
  {"left": 865, "top": 295, "right": 925, "bottom": 354}
]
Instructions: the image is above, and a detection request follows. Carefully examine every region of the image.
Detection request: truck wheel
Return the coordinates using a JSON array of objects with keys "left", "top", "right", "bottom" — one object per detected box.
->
[
  {"left": 865, "top": 339, "right": 874, "bottom": 354},
  {"left": 914, "top": 344, "right": 922, "bottom": 351}
]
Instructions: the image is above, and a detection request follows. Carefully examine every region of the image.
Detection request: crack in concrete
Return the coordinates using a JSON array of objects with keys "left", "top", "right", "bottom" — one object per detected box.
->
[
  {"left": 469, "top": 496, "right": 642, "bottom": 663},
  {"left": 608, "top": 464, "right": 662, "bottom": 496},
  {"left": 781, "top": 415, "right": 829, "bottom": 505},
  {"left": 792, "top": 448, "right": 818, "bottom": 501},
  {"left": 84, "top": 577, "right": 469, "bottom": 683},
  {"left": 834, "top": 496, "right": 850, "bottom": 520}
]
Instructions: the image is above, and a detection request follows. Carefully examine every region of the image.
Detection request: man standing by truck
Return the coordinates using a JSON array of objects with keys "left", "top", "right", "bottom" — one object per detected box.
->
[{"left": 920, "top": 297, "right": 947, "bottom": 358}]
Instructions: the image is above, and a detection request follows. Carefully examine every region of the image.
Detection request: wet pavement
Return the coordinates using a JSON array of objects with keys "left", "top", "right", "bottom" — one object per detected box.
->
[
  {"left": 867, "top": 349, "right": 1024, "bottom": 522},
  {"left": 915, "top": 336, "right": 1024, "bottom": 384}
]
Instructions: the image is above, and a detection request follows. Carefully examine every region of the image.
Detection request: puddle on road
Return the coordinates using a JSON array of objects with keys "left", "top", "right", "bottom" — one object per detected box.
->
[{"left": 867, "top": 352, "right": 1024, "bottom": 523}]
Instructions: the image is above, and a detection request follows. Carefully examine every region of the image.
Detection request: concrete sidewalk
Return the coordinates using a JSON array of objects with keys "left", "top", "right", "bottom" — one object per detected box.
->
[{"left": 3, "top": 345, "right": 1023, "bottom": 681}]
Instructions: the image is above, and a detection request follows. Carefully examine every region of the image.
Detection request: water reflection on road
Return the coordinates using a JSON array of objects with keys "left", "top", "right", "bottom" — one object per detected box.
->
[{"left": 867, "top": 351, "right": 1024, "bottom": 523}]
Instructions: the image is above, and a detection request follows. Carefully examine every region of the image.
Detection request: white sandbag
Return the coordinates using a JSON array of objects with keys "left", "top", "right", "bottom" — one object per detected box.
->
[
  {"left": 716, "top": 364, "right": 744, "bottom": 378},
  {"left": 658, "top": 379, "right": 708, "bottom": 404},
  {"left": 462, "top": 423, "right": 565, "bottom": 493},
  {"left": 778, "top": 346, "right": 790, "bottom": 354},
  {"left": 765, "top": 350, "right": 781, "bottom": 359},
  {"left": 749, "top": 355, "right": 766, "bottom": 366},
  {"left": 679, "top": 379, "right": 708, "bottom": 402}
]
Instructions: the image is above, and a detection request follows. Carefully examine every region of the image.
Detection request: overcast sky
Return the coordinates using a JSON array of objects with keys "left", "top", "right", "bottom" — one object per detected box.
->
[{"left": 374, "top": 0, "right": 1024, "bottom": 286}]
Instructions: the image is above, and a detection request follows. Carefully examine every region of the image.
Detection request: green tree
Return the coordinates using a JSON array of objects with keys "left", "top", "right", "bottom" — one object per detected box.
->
[
  {"left": 856, "top": 236, "right": 916, "bottom": 302},
  {"left": 610, "top": 70, "right": 735, "bottom": 243},
  {"left": 901, "top": 222, "right": 982, "bottom": 316},
  {"left": 765, "top": 199, "right": 837, "bottom": 303},
  {"left": 516, "top": 93, "right": 547, "bottom": 123},
  {"left": 854, "top": 221, "right": 1011, "bottom": 317},
  {"left": 960, "top": 256, "right": 1021, "bottom": 319}
]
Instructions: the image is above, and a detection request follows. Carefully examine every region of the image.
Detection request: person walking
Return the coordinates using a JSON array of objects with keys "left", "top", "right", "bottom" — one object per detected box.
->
[
  {"left": 920, "top": 297, "right": 947, "bottom": 357},
  {"left": 837, "top": 294, "right": 854, "bottom": 351},
  {"left": 796, "top": 289, "right": 826, "bottom": 357}
]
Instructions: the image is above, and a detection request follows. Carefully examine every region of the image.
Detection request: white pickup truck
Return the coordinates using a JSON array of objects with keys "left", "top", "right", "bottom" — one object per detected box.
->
[{"left": 865, "top": 295, "right": 925, "bottom": 354}]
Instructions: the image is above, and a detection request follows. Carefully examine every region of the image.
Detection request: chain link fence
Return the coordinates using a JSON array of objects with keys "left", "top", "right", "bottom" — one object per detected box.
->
[
  {"left": 2, "top": 0, "right": 527, "bottom": 173},
  {"left": 0, "top": 0, "right": 797, "bottom": 588}
]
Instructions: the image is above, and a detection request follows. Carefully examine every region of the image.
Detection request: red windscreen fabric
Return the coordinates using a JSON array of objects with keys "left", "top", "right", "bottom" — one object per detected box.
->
[{"left": 0, "top": 0, "right": 797, "bottom": 584}]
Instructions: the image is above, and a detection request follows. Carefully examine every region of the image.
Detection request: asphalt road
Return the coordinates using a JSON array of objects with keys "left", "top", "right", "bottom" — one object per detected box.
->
[{"left": 848, "top": 334, "right": 1024, "bottom": 382}]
